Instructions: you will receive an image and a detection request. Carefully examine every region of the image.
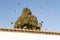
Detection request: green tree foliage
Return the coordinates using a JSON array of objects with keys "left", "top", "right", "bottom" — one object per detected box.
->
[{"left": 14, "top": 7, "right": 42, "bottom": 30}]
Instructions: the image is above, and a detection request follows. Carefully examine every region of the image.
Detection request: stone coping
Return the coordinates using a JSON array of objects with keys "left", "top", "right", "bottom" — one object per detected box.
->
[{"left": 0, "top": 28, "right": 60, "bottom": 35}]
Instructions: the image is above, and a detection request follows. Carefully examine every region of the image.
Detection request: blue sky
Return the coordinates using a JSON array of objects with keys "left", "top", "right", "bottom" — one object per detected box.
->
[{"left": 0, "top": 0, "right": 60, "bottom": 32}]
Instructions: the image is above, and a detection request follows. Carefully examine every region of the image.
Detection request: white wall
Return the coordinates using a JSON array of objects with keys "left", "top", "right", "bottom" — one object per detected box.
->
[{"left": 0, "top": 31, "right": 60, "bottom": 40}]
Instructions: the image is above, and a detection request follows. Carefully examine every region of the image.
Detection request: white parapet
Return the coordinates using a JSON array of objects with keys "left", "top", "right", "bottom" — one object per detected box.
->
[{"left": 0, "top": 31, "right": 60, "bottom": 40}]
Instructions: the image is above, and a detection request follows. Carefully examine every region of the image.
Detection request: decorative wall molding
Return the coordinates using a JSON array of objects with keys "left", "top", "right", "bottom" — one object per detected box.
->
[{"left": 0, "top": 28, "right": 60, "bottom": 35}]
